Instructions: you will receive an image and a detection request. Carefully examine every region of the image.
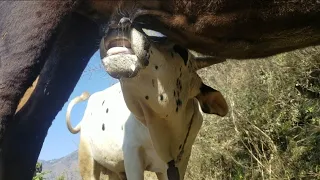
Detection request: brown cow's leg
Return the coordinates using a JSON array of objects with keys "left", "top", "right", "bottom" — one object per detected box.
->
[
  {"left": 0, "top": 1, "right": 79, "bottom": 178},
  {"left": 1, "top": 11, "right": 101, "bottom": 179},
  {"left": 0, "top": 0, "right": 78, "bottom": 143},
  {"left": 79, "top": 137, "right": 99, "bottom": 180}
]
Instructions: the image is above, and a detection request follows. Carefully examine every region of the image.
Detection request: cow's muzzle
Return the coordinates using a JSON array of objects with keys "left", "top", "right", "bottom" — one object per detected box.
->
[{"left": 100, "top": 17, "right": 149, "bottom": 79}]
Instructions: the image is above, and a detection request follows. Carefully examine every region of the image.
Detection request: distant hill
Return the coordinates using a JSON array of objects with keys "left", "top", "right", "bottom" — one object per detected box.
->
[{"left": 39, "top": 150, "right": 80, "bottom": 180}]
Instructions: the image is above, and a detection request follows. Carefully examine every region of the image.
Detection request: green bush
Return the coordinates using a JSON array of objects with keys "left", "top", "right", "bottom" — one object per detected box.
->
[
  {"left": 56, "top": 174, "right": 66, "bottom": 180},
  {"left": 33, "top": 162, "right": 50, "bottom": 180}
]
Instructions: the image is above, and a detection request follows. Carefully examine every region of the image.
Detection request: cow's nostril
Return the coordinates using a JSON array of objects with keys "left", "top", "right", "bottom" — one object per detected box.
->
[{"left": 119, "top": 17, "right": 132, "bottom": 27}]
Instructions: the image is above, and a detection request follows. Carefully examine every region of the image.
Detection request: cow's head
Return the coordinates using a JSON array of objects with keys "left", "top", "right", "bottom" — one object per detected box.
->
[{"left": 100, "top": 25, "right": 228, "bottom": 179}]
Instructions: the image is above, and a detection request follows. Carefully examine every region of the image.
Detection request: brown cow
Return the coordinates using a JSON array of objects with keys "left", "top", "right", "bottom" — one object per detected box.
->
[
  {"left": 91, "top": 0, "right": 320, "bottom": 59},
  {"left": 0, "top": 1, "right": 319, "bottom": 179}
]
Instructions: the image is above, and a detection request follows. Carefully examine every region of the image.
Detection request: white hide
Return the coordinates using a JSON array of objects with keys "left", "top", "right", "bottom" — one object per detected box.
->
[{"left": 69, "top": 82, "right": 167, "bottom": 179}]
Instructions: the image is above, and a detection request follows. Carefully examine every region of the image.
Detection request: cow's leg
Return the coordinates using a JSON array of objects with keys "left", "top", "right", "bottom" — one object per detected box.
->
[
  {"left": 123, "top": 147, "right": 144, "bottom": 180},
  {"left": 1, "top": 11, "right": 101, "bottom": 179},
  {"left": 93, "top": 161, "right": 102, "bottom": 180},
  {"left": 0, "top": 1, "right": 78, "bottom": 144},
  {"left": 0, "top": 1, "right": 78, "bottom": 178},
  {"left": 102, "top": 169, "right": 125, "bottom": 180},
  {"left": 108, "top": 172, "right": 122, "bottom": 180},
  {"left": 79, "top": 137, "right": 101, "bottom": 180},
  {"left": 156, "top": 172, "right": 168, "bottom": 180}
]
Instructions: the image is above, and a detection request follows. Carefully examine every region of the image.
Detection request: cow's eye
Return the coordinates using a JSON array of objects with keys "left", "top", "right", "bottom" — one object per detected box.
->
[{"left": 142, "top": 28, "right": 167, "bottom": 43}]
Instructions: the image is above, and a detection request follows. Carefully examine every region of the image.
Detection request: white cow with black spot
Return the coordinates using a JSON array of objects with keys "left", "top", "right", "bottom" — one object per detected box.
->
[
  {"left": 66, "top": 82, "right": 168, "bottom": 180},
  {"left": 99, "top": 22, "right": 229, "bottom": 180}
]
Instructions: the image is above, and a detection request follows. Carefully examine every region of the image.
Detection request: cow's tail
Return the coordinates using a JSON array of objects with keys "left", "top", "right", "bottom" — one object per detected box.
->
[{"left": 66, "top": 92, "right": 90, "bottom": 134}]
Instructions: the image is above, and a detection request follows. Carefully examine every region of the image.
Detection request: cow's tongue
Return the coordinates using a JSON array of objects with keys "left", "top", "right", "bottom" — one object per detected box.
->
[
  {"left": 106, "top": 39, "right": 132, "bottom": 56},
  {"left": 107, "top": 47, "right": 133, "bottom": 56}
]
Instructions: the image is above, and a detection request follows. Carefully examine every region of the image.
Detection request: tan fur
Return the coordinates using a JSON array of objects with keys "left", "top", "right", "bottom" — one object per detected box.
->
[
  {"left": 15, "top": 76, "right": 39, "bottom": 113},
  {"left": 78, "top": 137, "right": 102, "bottom": 179},
  {"left": 78, "top": 137, "right": 123, "bottom": 180}
]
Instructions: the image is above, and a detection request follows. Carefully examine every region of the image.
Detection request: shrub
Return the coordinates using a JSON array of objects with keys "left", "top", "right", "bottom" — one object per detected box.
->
[
  {"left": 33, "top": 162, "right": 50, "bottom": 180},
  {"left": 185, "top": 45, "right": 320, "bottom": 180}
]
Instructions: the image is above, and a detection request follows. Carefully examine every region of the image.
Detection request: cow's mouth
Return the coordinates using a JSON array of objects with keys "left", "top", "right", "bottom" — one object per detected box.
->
[
  {"left": 100, "top": 34, "right": 142, "bottom": 79},
  {"left": 105, "top": 38, "right": 134, "bottom": 57}
]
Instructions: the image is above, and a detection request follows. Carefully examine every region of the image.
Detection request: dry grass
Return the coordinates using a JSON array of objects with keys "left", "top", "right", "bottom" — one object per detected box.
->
[{"left": 184, "top": 45, "right": 320, "bottom": 180}]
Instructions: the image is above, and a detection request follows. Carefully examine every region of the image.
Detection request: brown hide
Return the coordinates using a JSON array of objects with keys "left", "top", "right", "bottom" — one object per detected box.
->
[
  {"left": 0, "top": 1, "right": 101, "bottom": 179},
  {"left": 1, "top": 1, "right": 320, "bottom": 179},
  {"left": 0, "top": 0, "right": 77, "bottom": 145},
  {"left": 90, "top": 0, "right": 320, "bottom": 59}
]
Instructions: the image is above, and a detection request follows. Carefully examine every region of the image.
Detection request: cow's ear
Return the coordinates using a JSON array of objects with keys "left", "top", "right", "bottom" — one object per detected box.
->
[{"left": 196, "top": 83, "right": 228, "bottom": 116}]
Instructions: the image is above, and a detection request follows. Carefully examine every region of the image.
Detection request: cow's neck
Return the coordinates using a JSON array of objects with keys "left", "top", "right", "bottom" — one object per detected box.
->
[{"left": 132, "top": 99, "right": 195, "bottom": 163}]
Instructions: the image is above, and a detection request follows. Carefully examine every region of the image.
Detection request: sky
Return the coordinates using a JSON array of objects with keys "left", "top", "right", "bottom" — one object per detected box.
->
[{"left": 39, "top": 50, "right": 119, "bottom": 161}]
